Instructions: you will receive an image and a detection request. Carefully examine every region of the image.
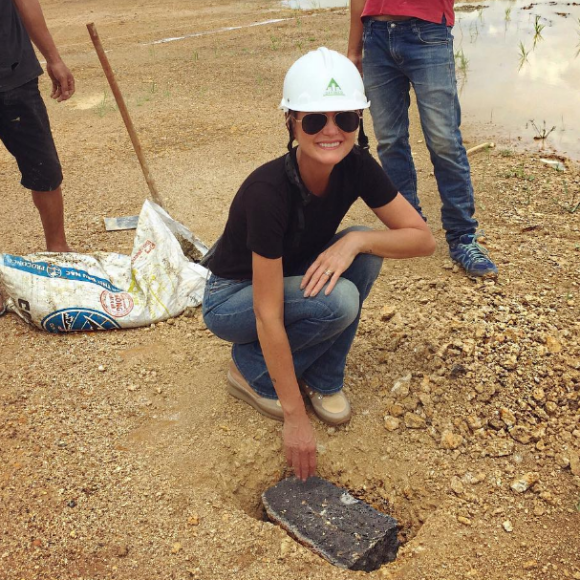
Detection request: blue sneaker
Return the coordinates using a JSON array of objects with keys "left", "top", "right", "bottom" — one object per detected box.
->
[{"left": 449, "top": 234, "right": 498, "bottom": 278}]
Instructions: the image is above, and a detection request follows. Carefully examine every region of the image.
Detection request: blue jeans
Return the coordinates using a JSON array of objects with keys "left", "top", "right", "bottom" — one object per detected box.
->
[
  {"left": 202, "top": 227, "right": 382, "bottom": 399},
  {"left": 362, "top": 18, "right": 477, "bottom": 243}
]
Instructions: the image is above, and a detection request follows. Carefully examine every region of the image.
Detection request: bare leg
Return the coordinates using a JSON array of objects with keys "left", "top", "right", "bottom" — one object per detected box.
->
[{"left": 31, "top": 186, "right": 71, "bottom": 252}]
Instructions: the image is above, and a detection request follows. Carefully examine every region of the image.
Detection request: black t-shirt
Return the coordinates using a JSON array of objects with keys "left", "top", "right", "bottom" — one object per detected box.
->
[
  {"left": 207, "top": 147, "right": 398, "bottom": 280},
  {"left": 0, "top": 0, "right": 43, "bottom": 92}
]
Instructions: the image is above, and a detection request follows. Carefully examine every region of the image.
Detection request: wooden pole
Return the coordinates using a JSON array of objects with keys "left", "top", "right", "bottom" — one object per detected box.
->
[
  {"left": 466, "top": 142, "right": 495, "bottom": 156},
  {"left": 86, "top": 22, "right": 164, "bottom": 208}
]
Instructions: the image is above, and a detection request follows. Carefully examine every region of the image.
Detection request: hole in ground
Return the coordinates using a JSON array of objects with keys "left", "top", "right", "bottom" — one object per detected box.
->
[{"left": 219, "top": 460, "right": 435, "bottom": 550}]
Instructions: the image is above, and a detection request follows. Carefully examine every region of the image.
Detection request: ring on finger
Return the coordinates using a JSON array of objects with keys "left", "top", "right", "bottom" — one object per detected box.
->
[{"left": 323, "top": 269, "right": 333, "bottom": 276}]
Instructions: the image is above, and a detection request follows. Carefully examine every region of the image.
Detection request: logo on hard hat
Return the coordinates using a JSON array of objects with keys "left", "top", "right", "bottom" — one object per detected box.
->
[{"left": 323, "top": 78, "right": 345, "bottom": 97}]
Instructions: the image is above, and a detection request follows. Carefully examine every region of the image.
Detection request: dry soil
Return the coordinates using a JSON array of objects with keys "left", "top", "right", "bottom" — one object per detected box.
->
[{"left": 1, "top": 1, "right": 579, "bottom": 579}]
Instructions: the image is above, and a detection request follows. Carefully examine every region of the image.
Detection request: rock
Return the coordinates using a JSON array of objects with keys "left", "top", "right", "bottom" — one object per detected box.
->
[
  {"left": 450, "top": 364, "right": 467, "bottom": 378},
  {"left": 509, "top": 426, "right": 532, "bottom": 445},
  {"left": 500, "top": 408, "right": 517, "bottom": 427},
  {"left": 98, "top": 365, "right": 106, "bottom": 372},
  {"left": 450, "top": 476, "right": 464, "bottom": 495},
  {"left": 530, "top": 426, "right": 546, "bottom": 442},
  {"left": 280, "top": 538, "right": 293, "bottom": 558},
  {"left": 457, "top": 516, "right": 472, "bottom": 526},
  {"left": 488, "top": 417, "right": 505, "bottom": 431},
  {"left": 418, "top": 393, "right": 431, "bottom": 406},
  {"left": 500, "top": 355, "right": 518, "bottom": 371},
  {"left": 569, "top": 453, "right": 580, "bottom": 477},
  {"left": 466, "top": 415, "right": 484, "bottom": 431},
  {"left": 113, "top": 544, "right": 129, "bottom": 557},
  {"left": 545, "top": 335, "right": 562, "bottom": 353},
  {"left": 511, "top": 473, "right": 539, "bottom": 493},
  {"left": 486, "top": 438, "right": 514, "bottom": 457},
  {"left": 440, "top": 430, "right": 464, "bottom": 450},
  {"left": 404, "top": 412, "right": 426, "bottom": 429},
  {"left": 390, "top": 403, "right": 405, "bottom": 418},
  {"left": 545, "top": 401, "right": 558, "bottom": 414},
  {"left": 262, "top": 477, "right": 399, "bottom": 572},
  {"left": 474, "top": 323, "right": 487, "bottom": 338},
  {"left": 384, "top": 416, "right": 401, "bottom": 432},
  {"left": 402, "top": 395, "right": 420, "bottom": 411},
  {"left": 380, "top": 305, "right": 397, "bottom": 321},
  {"left": 532, "top": 387, "right": 545, "bottom": 402},
  {"left": 523, "top": 560, "right": 538, "bottom": 570},
  {"left": 534, "top": 503, "right": 546, "bottom": 517},
  {"left": 502, "top": 520, "right": 513, "bottom": 533},
  {"left": 391, "top": 374, "right": 412, "bottom": 399},
  {"left": 390, "top": 312, "right": 404, "bottom": 326},
  {"left": 555, "top": 454, "right": 570, "bottom": 469},
  {"left": 188, "top": 515, "right": 200, "bottom": 526},
  {"left": 171, "top": 542, "right": 182, "bottom": 554}
]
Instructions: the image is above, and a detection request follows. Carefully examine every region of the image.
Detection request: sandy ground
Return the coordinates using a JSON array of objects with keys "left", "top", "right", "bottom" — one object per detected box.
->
[{"left": 1, "top": 1, "right": 579, "bottom": 579}]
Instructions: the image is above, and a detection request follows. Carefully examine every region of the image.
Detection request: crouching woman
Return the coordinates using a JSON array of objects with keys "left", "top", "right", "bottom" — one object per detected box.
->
[{"left": 202, "top": 48, "right": 435, "bottom": 481}]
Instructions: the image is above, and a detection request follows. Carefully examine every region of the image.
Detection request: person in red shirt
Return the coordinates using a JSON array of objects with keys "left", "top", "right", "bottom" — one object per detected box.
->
[{"left": 347, "top": 0, "right": 498, "bottom": 278}]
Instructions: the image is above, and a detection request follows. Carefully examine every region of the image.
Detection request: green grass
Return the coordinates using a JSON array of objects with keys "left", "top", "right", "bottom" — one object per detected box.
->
[
  {"left": 529, "top": 119, "right": 556, "bottom": 140},
  {"left": 270, "top": 35, "right": 281, "bottom": 51},
  {"left": 95, "top": 89, "right": 115, "bottom": 118},
  {"left": 533, "top": 15, "right": 545, "bottom": 47},
  {"left": 518, "top": 41, "right": 530, "bottom": 70},
  {"left": 454, "top": 49, "right": 469, "bottom": 74},
  {"left": 559, "top": 181, "right": 580, "bottom": 214},
  {"left": 499, "top": 149, "right": 514, "bottom": 158},
  {"left": 503, "top": 164, "right": 535, "bottom": 182}
]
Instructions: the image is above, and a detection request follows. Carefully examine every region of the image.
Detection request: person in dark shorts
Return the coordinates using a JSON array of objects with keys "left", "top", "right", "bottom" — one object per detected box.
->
[
  {"left": 0, "top": 0, "right": 75, "bottom": 315},
  {"left": 202, "top": 48, "right": 435, "bottom": 481}
]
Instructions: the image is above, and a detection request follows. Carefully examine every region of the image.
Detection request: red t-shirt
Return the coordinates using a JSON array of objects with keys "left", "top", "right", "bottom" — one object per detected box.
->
[{"left": 361, "top": 0, "right": 455, "bottom": 27}]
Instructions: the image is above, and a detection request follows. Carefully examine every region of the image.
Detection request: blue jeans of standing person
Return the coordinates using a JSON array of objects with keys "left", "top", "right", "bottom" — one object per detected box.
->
[
  {"left": 202, "top": 227, "right": 382, "bottom": 399},
  {"left": 362, "top": 18, "right": 477, "bottom": 244}
]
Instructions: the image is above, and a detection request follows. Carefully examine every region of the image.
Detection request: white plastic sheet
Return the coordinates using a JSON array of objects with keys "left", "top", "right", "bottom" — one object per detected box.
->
[{"left": 0, "top": 201, "right": 208, "bottom": 332}]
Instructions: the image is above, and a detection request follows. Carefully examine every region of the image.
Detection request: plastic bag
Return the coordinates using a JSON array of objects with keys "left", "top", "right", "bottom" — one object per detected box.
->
[{"left": 0, "top": 201, "right": 208, "bottom": 332}]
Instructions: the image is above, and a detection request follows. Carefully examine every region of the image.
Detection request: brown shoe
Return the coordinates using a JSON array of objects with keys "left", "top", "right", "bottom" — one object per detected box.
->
[
  {"left": 301, "top": 383, "right": 351, "bottom": 425},
  {"left": 227, "top": 361, "right": 284, "bottom": 422}
]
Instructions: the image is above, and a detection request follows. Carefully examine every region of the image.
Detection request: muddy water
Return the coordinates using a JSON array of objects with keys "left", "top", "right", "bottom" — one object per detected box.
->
[
  {"left": 283, "top": 0, "right": 348, "bottom": 9},
  {"left": 454, "top": 1, "right": 580, "bottom": 160}
]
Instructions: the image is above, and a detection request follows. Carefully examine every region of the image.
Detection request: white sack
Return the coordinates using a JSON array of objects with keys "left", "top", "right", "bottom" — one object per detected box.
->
[{"left": 0, "top": 201, "right": 208, "bottom": 332}]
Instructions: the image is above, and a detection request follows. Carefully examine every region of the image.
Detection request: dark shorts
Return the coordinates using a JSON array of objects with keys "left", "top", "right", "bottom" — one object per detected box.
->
[{"left": 0, "top": 78, "right": 63, "bottom": 191}]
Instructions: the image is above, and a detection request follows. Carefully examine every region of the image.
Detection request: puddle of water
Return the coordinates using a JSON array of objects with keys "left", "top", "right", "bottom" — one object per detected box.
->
[
  {"left": 454, "top": 1, "right": 580, "bottom": 160},
  {"left": 283, "top": 0, "right": 348, "bottom": 9}
]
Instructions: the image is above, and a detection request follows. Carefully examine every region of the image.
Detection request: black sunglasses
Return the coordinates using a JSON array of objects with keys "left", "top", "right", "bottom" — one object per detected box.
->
[{"left": 294, "top": 111, "right": 361, "bottom": 135}]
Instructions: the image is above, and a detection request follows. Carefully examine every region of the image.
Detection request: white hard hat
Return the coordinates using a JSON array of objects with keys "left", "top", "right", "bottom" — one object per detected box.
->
[{"left": 280, "top": 47, "right": 370, "bottom": 113}]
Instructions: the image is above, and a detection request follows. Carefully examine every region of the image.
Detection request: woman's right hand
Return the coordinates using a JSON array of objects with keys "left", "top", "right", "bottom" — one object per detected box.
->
[{"left": 283, "top": 413, "right": 317, "bottom": 481}]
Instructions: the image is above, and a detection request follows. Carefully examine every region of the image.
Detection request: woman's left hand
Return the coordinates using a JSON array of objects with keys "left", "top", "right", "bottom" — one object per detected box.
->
[{"left": 300, "top": 232, "right": 360, "bottom": 297}]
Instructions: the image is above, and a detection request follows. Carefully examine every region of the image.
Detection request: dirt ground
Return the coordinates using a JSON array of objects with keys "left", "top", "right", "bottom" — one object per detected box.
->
[{"left": 1, "top": 1, "right": 579, "bottom": 579}]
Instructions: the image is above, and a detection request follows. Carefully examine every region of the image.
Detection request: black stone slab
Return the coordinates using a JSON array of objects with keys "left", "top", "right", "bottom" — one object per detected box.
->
[{"left": 262, "top": 476, "right": 399, "bottom": 572}]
